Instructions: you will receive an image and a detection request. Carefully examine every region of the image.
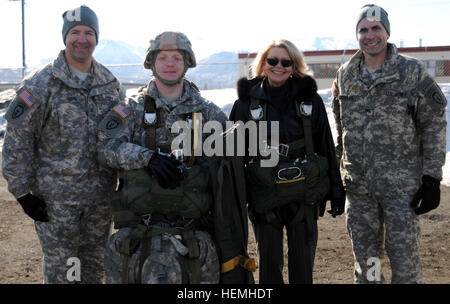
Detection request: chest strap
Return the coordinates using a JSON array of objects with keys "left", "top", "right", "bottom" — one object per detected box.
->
[
  {"left": 188, "top": 112, "right": 198, "bottom": 166},
  {"left": 300, "top": 114, "right": 314, "bottom": 156},
  {"left": 143, "top": 94, "right": 197, "bottom": 165},
  {"left": 143, "top": 95, "right": 159, "bottom": 151},
  {"left": 249, "top": 97, "right": 315, "bottom": 157},
  {"left": 249, "top": 97, "right": 265, "bottom": 121}
]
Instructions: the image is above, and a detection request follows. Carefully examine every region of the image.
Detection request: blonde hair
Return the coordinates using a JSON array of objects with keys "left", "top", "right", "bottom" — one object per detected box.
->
[{"left": 251, "top": 39, "right": 309, "bottom": 78}]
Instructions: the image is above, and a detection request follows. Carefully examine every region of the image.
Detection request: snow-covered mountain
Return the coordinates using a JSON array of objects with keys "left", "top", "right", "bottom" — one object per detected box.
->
[
  {"left": 94, "top": 40, "right": 152, "bottom": 84},
  {"left": 1, "top": 37, "right": 359, "bottom": 89},
  {"left": 94, "top": 39, "right": 146, "bottom": 65},
  {"left": 29, "top": 40, "right": 239, "bottom": 88},
  {"left": 186, "top": 51, "right": 239, "bottom": 90}
]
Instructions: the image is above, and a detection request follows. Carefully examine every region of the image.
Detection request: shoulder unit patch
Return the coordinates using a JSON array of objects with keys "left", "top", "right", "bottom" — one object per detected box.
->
[
  {"left": 419, "top": 75, "right": 447, "bottom": 106},
  {"left": 5, "top": 88, "right": 39, "bottom": 124}
]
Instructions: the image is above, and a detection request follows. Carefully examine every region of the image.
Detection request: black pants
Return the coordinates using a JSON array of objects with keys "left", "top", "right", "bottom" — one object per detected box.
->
[{"left": 252, "top": 204, "right": 318, "bottom": 284}]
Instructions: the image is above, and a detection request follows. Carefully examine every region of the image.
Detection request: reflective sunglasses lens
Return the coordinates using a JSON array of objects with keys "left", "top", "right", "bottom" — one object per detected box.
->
[
  {"left": 266, "top": 58, "right": 279, "bottom": 66},
  {"left": 281, "top": 59, "right": 293, "bottom": 67}
]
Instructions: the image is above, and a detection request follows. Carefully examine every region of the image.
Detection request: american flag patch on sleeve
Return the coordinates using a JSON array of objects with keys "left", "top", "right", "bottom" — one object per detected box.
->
[
  {"left": 18, "top": 89, "right": 37, "bottom": 107},
  {"left": 113, "top": 104, "right": 130, "bottom": 119}
]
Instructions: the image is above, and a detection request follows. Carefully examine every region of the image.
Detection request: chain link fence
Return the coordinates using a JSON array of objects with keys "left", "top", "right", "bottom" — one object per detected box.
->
[
  {"left": 306, "top": 48, "right": 450, "bottom": 82},
  {"left": 2, "top": 47, "right": 450, "bottom": 92},
  {"left": 0, "top": 61, "right": 242, "bottom": 91}
]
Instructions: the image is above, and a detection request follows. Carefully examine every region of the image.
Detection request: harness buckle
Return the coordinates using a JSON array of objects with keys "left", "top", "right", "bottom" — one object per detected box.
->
[
  {"left": 171, "top": 149, "right": 184, "bottom": 162},
  {"left": 263, "top": 141, "right": 289, "bottom": 157},
  {"left": 142, "top": 214, "right": 152, "bottom": 226},
  {"left": 299, "top": 102, "right": 312, "bottom": 117},
  {"left": 278, "top": 144, "right": 289, "bottom": 157},
  {"left": 250, "top": 105, "right": 263, "bottom": 120},
  {"left": 144, "top": 112, "right": 157, "bottom": 125},
  {"left": 163, "top": 233, "right": 189, "bottom": 256}
]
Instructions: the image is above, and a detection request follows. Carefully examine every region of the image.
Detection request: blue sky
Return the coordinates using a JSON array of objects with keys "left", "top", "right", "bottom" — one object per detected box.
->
[{"left": 1, "top": 0, "right": 449, "bottom": 67}]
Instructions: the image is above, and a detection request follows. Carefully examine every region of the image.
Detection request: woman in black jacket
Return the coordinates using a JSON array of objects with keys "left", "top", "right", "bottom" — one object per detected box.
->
[{"left": 229, "top": 39, "right": 345, "bottom": 284}]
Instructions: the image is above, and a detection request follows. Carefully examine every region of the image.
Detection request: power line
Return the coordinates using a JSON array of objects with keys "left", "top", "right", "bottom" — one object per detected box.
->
[{"left": 9, "top": 0, "right": 26, "bottom": 79}]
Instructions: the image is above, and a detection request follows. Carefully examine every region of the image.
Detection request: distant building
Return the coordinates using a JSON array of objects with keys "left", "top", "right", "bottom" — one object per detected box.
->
[{"left": 239, "top": 45, "right": 450, "bottom": 90}]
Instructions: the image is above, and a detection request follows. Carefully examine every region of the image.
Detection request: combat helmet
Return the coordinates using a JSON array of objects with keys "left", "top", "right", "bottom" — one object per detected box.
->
[{"left": 144, "top": 31, "right": 196, "bottom": 70}]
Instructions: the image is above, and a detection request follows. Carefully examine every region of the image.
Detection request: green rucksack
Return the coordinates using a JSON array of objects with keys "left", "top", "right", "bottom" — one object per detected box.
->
[
  {"left": 112, "top": 94, "right": 214, "bottom": 228},
  {"left": 118, "top": 163, "right": 212, "bottom": 222}
]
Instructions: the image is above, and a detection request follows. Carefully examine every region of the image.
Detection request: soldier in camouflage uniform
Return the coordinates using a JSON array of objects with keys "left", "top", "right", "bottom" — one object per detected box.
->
[
  {"left": 1, "top": 5, "right": 122, "bottom": 283},
  {"left": 332, "top": 5, "right": 447, "bottom": 283},
  {"left": 98, "top": 31, "right": 227, "bottom": 284}
]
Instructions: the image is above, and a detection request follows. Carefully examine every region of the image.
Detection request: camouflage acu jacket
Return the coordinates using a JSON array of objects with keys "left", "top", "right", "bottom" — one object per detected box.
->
[
  {"left": 98, "top": 80, "right": 227, "bottom": 171},
  {"left": 2, "top": 50, "right": 121, "bottom": 201},
  {"left": 332, "top": 43, "right": 447, "bottom": 197}
]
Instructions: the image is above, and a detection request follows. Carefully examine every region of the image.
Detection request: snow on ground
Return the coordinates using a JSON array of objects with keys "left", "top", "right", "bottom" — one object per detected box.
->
[
  {"left": 200, "top": 88, "right": 237, "bottom": 109},
  {"left": 443, "top": 152, "right": 450, "bottom": 186}
]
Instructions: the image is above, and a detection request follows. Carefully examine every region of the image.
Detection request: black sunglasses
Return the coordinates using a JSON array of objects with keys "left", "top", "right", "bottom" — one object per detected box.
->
[{"left": 266, "top": 57, "right": 293, "bottom": 68}]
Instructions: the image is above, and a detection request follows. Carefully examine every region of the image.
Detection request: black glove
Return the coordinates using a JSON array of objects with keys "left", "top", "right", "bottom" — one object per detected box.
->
[
  {"left": 319, "top": 198, "right": 327, "bottom": 217},
  {"left": 147, "top": 151, "right": 183, "bottom": 189},
  {"left": 17, "top": 193, "right": 49, "bottom": 222},
  {"left": 411, "top": 175, "right": 440, "bottom": 215},
  {"left": 327, "top": 196, "right": 345, "bottom": 218}
]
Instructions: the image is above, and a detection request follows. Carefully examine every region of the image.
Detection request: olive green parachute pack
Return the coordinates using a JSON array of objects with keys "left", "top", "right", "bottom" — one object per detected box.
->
[
  {"left": 109, "top": 93, "right": 255, "bottom": 284},
  {"left": 208, "top": 153, "right": 256, "bottom": 283},
  {"left": 246, "top": 97, "right": 330, "bottom": 224}
]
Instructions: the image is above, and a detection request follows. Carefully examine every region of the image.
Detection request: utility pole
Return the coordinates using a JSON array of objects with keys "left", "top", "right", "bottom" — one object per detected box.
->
[{"left": 9, "top": 0, "right": 26, "bottom": 79}]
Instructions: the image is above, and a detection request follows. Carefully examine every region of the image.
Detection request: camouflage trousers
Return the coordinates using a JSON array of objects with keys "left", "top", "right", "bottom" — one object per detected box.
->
[
  {"left": 34, "top": 199, "right": 112, "bottom": 284},
  {"left": 346, "top": 191, "right": 424, "bottom": 284},
  {"left": 105, "top": 227, "right": 220, "bottom": 284}
]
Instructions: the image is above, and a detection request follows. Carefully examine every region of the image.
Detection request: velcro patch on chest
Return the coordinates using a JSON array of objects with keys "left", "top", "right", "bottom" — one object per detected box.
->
[{"left": 113, "top": 104, "right": 130, "bottom": 119}]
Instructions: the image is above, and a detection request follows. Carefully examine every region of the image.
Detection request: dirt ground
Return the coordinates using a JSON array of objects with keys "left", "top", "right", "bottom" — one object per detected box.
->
[{"left": 0, "top": 165, "right": 448, "bottom": 284}]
